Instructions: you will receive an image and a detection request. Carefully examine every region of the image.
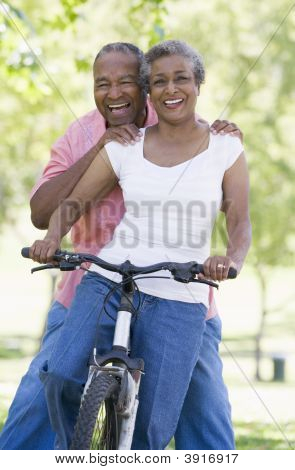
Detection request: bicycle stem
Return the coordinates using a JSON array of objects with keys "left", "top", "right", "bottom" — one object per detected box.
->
[
  {"left": 113, "top": 274, "right": 135, "bottom": 351},
  {"left": 113, "top": 310, "right": 132, "bottom": 350}
]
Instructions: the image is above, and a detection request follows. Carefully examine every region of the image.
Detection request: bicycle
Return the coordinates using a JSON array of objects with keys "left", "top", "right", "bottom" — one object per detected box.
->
[{"left": 21, "top": 247, "right": 237, "bottom": 450}]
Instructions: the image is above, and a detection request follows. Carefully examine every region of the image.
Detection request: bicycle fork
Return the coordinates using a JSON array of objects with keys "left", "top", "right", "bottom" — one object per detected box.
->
[
  {"left": 88, "top": 276, "right": 144, "bottom": 449},
  {"left": 113, "top": 278, "right": 144, "bottom": 449}
]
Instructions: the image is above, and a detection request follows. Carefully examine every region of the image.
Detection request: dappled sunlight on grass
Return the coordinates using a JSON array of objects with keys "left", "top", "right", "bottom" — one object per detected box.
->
[
  {"left": 234, "top": 421, "right": 295, "bottom": 450},
  {"left": 166, "top": 422, "right": 295, "bottom": 449}
]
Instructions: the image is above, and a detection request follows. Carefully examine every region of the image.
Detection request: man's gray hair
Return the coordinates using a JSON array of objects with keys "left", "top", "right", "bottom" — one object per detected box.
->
[
  {"left": 94, "top": 42, "right": 146, "bottom": 89},
  {"left": 141, "top": 40, "right": 205, "bottom": 92}
]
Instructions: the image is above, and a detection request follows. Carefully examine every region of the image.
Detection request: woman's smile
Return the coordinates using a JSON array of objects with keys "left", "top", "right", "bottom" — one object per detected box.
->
[{"left": 163, "top": 97, "right": 184, "bottom": 109}]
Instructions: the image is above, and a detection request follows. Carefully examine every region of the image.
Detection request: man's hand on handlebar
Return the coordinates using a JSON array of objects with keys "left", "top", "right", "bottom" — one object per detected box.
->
[
  {"left": 197, "top": 256, "right": 237, "bottom": 282},
  {"left": 29, "top": 238, "right": 60, "bottom": 264}
]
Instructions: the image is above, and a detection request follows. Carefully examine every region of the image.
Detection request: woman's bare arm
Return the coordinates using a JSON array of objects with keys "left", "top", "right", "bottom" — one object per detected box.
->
[
  {"left": 200, "top": 152, "right": 252, "bottom": 281},
  {"left": 222, "top": 152, "right": 252, "bottom": 272}
]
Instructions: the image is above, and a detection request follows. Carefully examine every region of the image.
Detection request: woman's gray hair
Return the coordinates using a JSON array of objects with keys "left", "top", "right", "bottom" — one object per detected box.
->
[
  {"left": 94, "top": 42, "right": 146, "bottom": 89},
  {"left": 141, "top": 40, "right": 205, "bottom": 92}
]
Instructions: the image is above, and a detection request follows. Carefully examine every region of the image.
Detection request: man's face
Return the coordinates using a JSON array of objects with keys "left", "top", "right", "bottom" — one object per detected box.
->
[{"left": 93, "top": 51, "right": 146, "bottom": 127}]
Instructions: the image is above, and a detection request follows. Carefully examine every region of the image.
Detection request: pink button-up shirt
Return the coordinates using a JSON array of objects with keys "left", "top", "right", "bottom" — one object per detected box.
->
[{"left": 31, "top": 102, "right": 218, "bottom": 319}]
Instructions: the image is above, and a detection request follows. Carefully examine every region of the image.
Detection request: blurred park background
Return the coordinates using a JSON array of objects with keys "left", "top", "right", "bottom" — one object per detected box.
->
[{"left": 0, "top": 0, "right": 295, "bottom": 450}]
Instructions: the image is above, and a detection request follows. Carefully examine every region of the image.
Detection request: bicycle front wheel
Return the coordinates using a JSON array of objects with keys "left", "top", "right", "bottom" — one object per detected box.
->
[{"left": 70, "top": 373, "right": 120, "bottom": 450}]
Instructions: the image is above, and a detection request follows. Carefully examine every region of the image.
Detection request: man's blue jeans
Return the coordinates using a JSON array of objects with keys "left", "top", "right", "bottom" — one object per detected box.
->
[
  {"left": 0, "top": 301, "right": 67, "bottom": 450},
  {"left": 0, "top": 273, "right": 234, "bottom": 450},
  {"left": 40, "top": 272, "right": 235, "bottom": 450},
  {"left": 175, "top": 313, "right": 234, "bottom": 449}
]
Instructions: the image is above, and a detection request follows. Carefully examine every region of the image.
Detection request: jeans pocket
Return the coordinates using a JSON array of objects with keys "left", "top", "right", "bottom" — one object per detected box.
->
[
  {"left": 77, "top": 271, "right": 115, "bottom": 299},
  {"left": 140, "top": 293, "right": 158, "bottom": 310}
]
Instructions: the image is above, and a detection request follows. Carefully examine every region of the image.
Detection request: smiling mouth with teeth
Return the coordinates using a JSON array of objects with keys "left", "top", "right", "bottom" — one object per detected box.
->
[
  {"left": 164, "top": 98, "right": 184, "bottom": 107},
  {"left": 108, "top": 103, "right": 130, "bottom": 112}
]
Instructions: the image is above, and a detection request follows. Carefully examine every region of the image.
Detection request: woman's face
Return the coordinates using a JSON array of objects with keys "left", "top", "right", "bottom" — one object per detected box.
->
[{"left": 149, "top": 54, "right": 199, "bottom": 124}]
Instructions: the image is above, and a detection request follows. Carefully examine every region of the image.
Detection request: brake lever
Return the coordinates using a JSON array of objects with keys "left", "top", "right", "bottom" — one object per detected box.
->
[
  {"left": 172, "top": 269, "right": 219, "bottom": 289},
  {"left": 31, "top": 259, "right": 82, "bottom": 274},
  {"left": 31, "top": 264, "right": 59, "bottom": 274},
  {"left": 189, "top": 277, "right": 219, "bottom": 289}
]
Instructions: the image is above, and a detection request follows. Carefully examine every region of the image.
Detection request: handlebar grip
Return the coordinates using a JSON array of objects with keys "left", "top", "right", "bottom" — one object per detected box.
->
[
  {"left": 196, "top": 264, "right": 237, "bottom": 279},
  {"left": 228, "top": 267, "right": 237, "bottom": 279},
  {"left": 21, "top": 247, "right": 62, "bottom": 260},
  {"left": 21, "top": 247, "right": 31, "bottom": 258}
]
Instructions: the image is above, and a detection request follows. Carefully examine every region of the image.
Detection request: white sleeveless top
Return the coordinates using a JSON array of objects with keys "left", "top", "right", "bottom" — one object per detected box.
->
[{"left": 91, "top": 128, "right": 243, "bottom": 306}]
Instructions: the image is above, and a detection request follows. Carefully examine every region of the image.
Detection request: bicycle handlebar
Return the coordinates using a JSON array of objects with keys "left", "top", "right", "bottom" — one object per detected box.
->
[
  {"left": 21, "top": 247, "right": 32, "bottom": 258},
  {"left": 21, "top": 247, "right": 237, "bottom": 281}
]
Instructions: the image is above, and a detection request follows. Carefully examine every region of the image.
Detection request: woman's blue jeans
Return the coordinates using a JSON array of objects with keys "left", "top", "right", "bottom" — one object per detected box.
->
[{"left": 39, "top": 271, "right": 234, "bottom": 450}]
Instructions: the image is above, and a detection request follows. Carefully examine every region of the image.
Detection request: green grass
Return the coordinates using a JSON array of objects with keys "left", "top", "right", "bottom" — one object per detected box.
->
[
  {"left": 166, "top": 422, "right": 295, "bottom": 450},
  {"left": 234, "top": 421, "right": 295, "bottom": 450},
  {"left": 0, "top": 409, "right": 6, "bottom": 433}
]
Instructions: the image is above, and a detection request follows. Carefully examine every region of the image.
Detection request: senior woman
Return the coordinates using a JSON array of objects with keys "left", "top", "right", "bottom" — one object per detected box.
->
[{"left": 29, "top": 40, "right": 251, "bottom": 450}]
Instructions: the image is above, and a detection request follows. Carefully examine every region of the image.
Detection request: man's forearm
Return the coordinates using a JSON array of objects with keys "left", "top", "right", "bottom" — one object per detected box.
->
[
  {"left": 30, "top": 143, "right": 102, "bottom": 230},
  {"left": 226, "top": 219, "right": 252, "bottom": 273},
  {"left": 45, "top": 197, "right": 85, "bottom": 244}
]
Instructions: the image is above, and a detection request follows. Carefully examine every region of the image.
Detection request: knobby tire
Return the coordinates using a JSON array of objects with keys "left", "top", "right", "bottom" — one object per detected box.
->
[{"left": 70, "top": 373, "right": 120, "bottom": 450}]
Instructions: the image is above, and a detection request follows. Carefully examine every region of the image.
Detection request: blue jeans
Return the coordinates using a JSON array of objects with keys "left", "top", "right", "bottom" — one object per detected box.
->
[
  {"left": 174, "top": 314, "right": 235, "bottom": 449},
  {"left": 0, "top": 301, "right": 67, "bottom": 450},
  {"left": 0, "top": 274, "right": 234, "bottom": 450},
  {"left": 40, "top": 271, "right": 234, "bottom": 450}
]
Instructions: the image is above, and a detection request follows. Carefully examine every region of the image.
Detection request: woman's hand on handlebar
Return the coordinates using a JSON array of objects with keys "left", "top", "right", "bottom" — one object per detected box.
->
[
  {"left": 198, "top": 256, "right": 237, "bottom": 282},
  {"left": 29, "top": 237, "right": 60, "bottom": 264}
]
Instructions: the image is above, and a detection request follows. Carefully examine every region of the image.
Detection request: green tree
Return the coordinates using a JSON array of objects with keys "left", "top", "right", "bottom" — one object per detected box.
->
[
  {"left": 0, "top": 1, "right": 86, "bottom": 225},
  {"left": 127, "top": 0, "right": 167, "bottom": 48}
]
